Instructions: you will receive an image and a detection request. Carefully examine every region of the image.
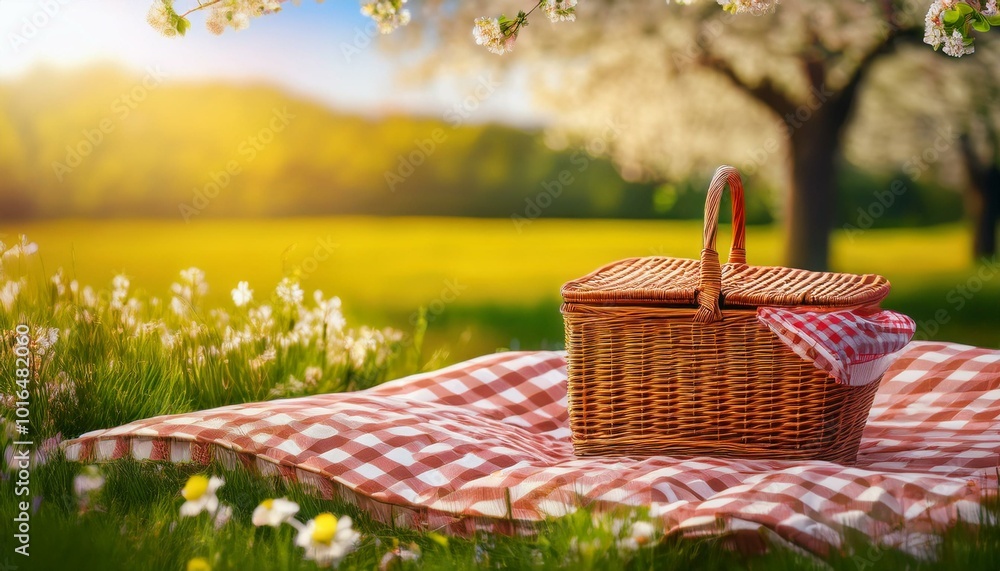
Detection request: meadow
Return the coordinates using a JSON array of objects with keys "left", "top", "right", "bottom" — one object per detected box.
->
[
  {"left": 7, "top": 217, "right": 1000, "bottom": 363},
  {"left": 0, "top": 218, "right": 998, "bottom": 571}
]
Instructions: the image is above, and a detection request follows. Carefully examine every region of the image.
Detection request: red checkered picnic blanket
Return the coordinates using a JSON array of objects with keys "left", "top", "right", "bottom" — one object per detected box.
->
[{"left": 65, "top": 341, "right": 999, "bottom": 557}]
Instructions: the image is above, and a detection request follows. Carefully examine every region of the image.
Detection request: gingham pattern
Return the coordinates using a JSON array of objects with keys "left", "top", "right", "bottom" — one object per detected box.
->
[
  {"left": 758, "top": 307, "right": 916, "bottom": 386},
  {"left": 65, "top": 341, "right": 999, "bottom": 556}
]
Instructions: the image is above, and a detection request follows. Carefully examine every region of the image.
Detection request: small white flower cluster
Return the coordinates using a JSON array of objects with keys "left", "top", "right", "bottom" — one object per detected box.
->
[
  {"left": 276, "top": 277, "right": 304, "bottom": 307},
  {"left": 171, "top": 267, "right": 208, "bottom": 317},
  {"left": 0, "top": 236, "right": 38, "bottom": 311},
  {"left": 147, "top": 0, "right": 281, "bottom": 37},
  {"left": 231, "top": 280, "right": 253, "bottom": 307},
  {"left": 207, "top": 0, "right": 283, "bottom": 35},
  {"left": 147, "top": 0, "right": 181, "bottom": 36},
  {"left": 716, "top": 0, "right": 779, "bottom": 15},
  {"left": 473, "top": 17, "right": 514, "bottom": 55},
  {"left": 542, "top": 0, "right": 578, "bottom": 23},
  {"left": 924, "top": 0, "right": 975, "bottom": 57},
  {"left": 361, "top": 0, "right": 411, "bottom": 34}
]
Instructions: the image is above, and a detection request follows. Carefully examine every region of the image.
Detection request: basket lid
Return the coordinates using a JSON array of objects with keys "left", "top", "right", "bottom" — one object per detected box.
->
[{"left": 560, "top": 256, "right": 891, "bottom": 309}]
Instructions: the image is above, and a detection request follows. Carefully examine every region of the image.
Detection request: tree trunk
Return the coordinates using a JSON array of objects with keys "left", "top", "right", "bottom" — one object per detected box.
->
[
  {"left": 972, "top": 167, "right": 1000, "bottom": 258},
  {"left": 786, "top": 108, "right": 841, "bottom": 271}
]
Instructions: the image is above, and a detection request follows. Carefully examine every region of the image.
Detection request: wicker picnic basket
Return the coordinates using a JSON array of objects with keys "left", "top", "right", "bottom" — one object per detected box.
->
[{"left": 560, "top": 165, "right": 891, "bottom": 463}]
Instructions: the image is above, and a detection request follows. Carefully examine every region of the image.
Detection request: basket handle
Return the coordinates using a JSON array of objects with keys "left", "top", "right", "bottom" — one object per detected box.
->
[{"left": 694, "top": 165, "right": 747, "bottom": 324}]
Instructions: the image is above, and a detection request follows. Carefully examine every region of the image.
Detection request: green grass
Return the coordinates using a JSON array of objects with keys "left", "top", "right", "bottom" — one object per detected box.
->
[
  {"left": 1, "top": 458, "right": 997, "bottom": 571},
  {"left": 0, "top": 219, "right": 998, "bottom": 570}
]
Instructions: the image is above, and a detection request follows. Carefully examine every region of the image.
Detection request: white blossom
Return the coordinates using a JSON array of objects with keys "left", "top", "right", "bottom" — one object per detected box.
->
[
  {"left": 473, "top": 17, "right": 516, "bottom": 55},
  {"left": 147, "top": 0, "right": 179, "bottom": 37},
  {"left": 542, "top": 0, "right": 577, "bottom": 23},
  {"left": 361, "top": 0, "right": 411, "bottom": 34},
  {"left": 716, "top": 0, "right": 779, "bottom": 15},
  {"left": 943, "top": 28, "right": 975, "bottom": 57}
]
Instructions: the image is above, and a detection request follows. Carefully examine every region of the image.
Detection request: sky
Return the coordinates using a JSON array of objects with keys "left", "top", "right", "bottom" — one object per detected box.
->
[{"left": 0, "top": 0, "right": 543, "bottom": 124}]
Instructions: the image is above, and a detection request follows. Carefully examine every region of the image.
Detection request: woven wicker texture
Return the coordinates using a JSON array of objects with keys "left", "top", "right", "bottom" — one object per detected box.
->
[
  {"left": 562, "top": 305, "right": 880, "bottom": 461},
  {"left": 561, "top": 165, "right": 889, "bottom": 461}
]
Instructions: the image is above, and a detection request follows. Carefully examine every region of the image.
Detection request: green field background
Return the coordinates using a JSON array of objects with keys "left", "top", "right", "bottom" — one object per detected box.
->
[{"left": 4, "top": 218, "right": 998, "bottom": 362}]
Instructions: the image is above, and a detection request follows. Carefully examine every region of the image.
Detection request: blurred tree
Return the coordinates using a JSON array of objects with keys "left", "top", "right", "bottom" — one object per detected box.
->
[
  {"left": 401, "top": 0, "right": 960, "bottom": 270},
  {"left": 847, "top": 43, "right": 1000, "bottom": 258},
  {"left": 957, "top": 57, "right": 1000, "bottom": 258}
]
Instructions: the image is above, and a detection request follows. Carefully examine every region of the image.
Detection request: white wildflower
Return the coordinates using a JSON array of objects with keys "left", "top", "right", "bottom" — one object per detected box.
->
[
  {"left": 315, "top": 291, "right": 347, "bottom": 333},
  {"left": 252, "top": 498, "right": 300, "bottom": 527},
  {"left": 542, "top": 0, "right": 577, "bottom": 22},
  {"left": 2, "top": 235, "right": 39, "bottom": 259},
  {"left": 269, "top": 374, "right": 305, "bottom": 397},
  {"left": 231, "top": 281, "right": 253, "bottom": 307},
  {"left": 986, "top": 0, "right": 999, "bottom": 16},
  {"left": 160, "top": 328, "right": 179, "bottom": 350},
  {"left": 170, "top": 296, "right": 188, "bottom": 317},
  {"left": 51, "top": 269, "right": 67, "bottom": 297},
  {"left": 81, "top": 286, "right": 98, "bottom": 308},
  {"left": 276, "top": 277, "right": 304, "bottom": 306},
  {"left": 304, "top": 366, "right": 323, "bottom": 385},
  {"left": 249, "top": 304, "right": 274, "bottom": 330},
  {"left": 251, "top": 346, "right": 277, "bottom": 370},
  {"left": 0, "top": 279, "right": 23, "bottom": 311},
  {"left": 179, "top": 475, "right": 225, "bottom": 517},
  {"left": 179, "top": 267, "right": 208, "bottom": 297},
  {"left": 361, "top": 0, "right": 411, "bottom": 34},
  {"left": 32, "top": 327, "right": 59, "bottom": 356},
  {"left": 111, "top": 274, "right": 130, "bottom": 308},
  {"left": 296, "top": 513, "right": 360, "bottom": 567}
]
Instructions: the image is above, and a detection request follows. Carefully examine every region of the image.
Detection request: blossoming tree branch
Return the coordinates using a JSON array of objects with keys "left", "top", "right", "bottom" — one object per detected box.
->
[{"left": 146, "top": 0, "right": 998, "bottom": 57}]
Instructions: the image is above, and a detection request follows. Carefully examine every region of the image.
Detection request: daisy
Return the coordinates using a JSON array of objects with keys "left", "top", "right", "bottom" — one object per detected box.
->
[
  {"left": 296, "top": 513, "right": 360, "bottom": 567},
  {"left": 252, "top": 498, "right": 300, "bottom": 527},
  {"left": 179, "top": 475, "right": 225, "bottom": 517}
]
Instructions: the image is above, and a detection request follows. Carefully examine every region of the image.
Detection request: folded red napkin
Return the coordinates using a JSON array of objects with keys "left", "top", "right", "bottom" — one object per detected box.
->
[{"left": 757, "top": 307, "right": 916, "bottom": 386}]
